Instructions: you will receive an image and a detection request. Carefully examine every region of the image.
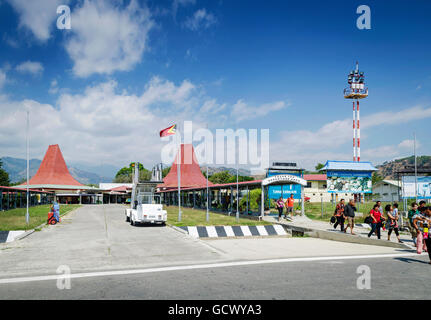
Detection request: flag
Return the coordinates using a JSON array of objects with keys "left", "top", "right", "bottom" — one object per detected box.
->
[{"left": 159, "top": 124, "right": 177, "bottom": 137}]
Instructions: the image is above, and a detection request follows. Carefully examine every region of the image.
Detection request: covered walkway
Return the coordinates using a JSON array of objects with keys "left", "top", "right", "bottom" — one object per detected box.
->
[{"left": 0, "top": 186, "right": 53, "bottom": 211}]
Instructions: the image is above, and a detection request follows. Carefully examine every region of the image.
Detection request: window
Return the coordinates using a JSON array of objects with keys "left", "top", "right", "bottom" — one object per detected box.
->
[{"left": 306, "top": 182, "right": 312, "bottom": 188}]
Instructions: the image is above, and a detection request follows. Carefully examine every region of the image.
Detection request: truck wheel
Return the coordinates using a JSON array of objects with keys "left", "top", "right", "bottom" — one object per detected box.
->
[
  {"left": 126, "top": 215, "right": 130, "bottom": 222},
  {"left": 130, "top": 216, "right": 134, "bottom": 226}
]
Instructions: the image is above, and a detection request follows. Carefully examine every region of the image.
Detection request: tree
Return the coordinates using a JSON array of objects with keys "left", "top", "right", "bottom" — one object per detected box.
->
[
  {"left": 162, "top": 166, "right": 171, "bottom": 178},
  {"left": 372, "top": 172, "right": 383, "bottom": 185},
  {"left": 208, "top": 171, "right": 232, "bottom": 184},
  {"left": 315, "top": 163, "right": 325, "bottom": 171},
  {"left": 113, "top": 163, "right": 151, "bottom": 183},
  {"left": 0, "top": 160, "right": 10, "bottom": 186}
]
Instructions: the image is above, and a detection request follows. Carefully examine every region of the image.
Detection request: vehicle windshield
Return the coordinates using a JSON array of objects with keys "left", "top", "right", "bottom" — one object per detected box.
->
[{"left": 137, "top": 193, "right": 161, "bottom": 205}]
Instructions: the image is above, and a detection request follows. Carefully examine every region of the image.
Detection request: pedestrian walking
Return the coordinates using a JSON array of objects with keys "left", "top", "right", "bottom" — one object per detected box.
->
[
  {"left": 276, "top": 197, "right": 285, "bottom": 222},
  {"left": 408, "top": 202, "right": 421, "bottom": 246},
  {"left": 343, "top": 199, "right": 357, "bottom": 235},
  {"left": 368, "top": 204, "right": 384, "bottom": 239},
  {"left": 386, "top": 204, "right": 403, "bottom": 243},
  {"left": 333, "top": 199, "right": 345, "bottom": 231},
  {"left": 419, "top": 207, "right": 431, "bottom": 264},
  {"left": 285, "top": 194, "right": 295, "bottom": 219},
  {"left": 412, "top": 207, "right": 430, "bottom": 256}
]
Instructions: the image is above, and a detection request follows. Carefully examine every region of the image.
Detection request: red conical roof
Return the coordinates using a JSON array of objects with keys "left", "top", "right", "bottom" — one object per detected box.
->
[
  {"left": 26, "top": 144, "right": 84, "bottom": 186},
  {"left": 159, "top": 144, "right": 212, "bottom": 189}
]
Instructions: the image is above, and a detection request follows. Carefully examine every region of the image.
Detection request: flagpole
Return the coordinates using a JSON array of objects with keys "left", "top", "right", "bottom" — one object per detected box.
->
[{"left": 177, "top": 123, "right": 182, "bottom": 222}]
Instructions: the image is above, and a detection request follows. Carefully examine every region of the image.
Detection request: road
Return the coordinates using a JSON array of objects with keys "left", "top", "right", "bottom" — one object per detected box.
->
[{"left": 0, "top": 205, "right": 429, "bottom": 299}]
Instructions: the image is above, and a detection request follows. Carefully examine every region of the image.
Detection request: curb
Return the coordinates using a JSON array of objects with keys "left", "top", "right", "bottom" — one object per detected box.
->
[
  {"left": 281, "top": 224, "right": 411, "bottom": 250},
  {"left": 176, "top": 225, "right": 289, "bottom": 239}
]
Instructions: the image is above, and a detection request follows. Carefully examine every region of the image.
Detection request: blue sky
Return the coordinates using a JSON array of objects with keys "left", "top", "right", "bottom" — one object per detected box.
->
[{"left": 0, "top": 0, "right": 430, "bottom": 175}]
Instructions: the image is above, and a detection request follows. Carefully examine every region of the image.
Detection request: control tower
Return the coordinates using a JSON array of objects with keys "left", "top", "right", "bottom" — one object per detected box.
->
[{"left": 344, "top": 62, "right": 368, "bottom": 162}]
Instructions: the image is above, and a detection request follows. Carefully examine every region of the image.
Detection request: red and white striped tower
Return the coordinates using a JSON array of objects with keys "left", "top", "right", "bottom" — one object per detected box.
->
[
  {"left": 344, "top": 62, "right": 368, "bottom": 162},
  {"left": 353, "top": 102, "right": 356, "bottom": 161},
  {"left": 356, "top": 100, "right": 360, "bottom": 161}
]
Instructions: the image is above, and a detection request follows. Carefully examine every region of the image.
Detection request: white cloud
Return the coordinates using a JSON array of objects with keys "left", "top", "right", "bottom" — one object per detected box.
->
[
  {"left": 271, "top": 105, "right": 431, "bottom": 169},
  {"left": 184, "top": 8, "right": 216, "bottom": 31},
  {"left": 16, "top": 61, "right": 44, "bottom": 75},
  {"left": 48, "top": 79, "right": 59, "bottom": 94},
  {"left": 6, "top": 0, "right": 67, "bottom": 41},
  {"left": 0, "top": 76, "right": 291, "bottom": 169},
  {"left": 65, "top": 0, "right": 154, "bottom": 77},
  {"left": 398, "top": 139, "right": 420, "bottom": 150},
  {"left": 231, "top": 99, "right": 287, "bottom": 122},
  {"left": 0, "top": 70, "right": 6, "bottom": 89}
]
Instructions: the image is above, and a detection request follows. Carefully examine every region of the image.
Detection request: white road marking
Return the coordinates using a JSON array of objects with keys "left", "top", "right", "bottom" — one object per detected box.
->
[
  {"left": 224, "top": 226, "right": 235, "bottom": 237},
  {"left": 187, "top": 227, "right": 199, "bottom": 238},
  {"left": 240, "top": 226, "right": 252, "bottom": 236},
  {"left": 0, "top": 252, "right": 423, "bottom": 285},
  {"left": 206, "top": 226, "right": 218, "bottom": 238},
  {"left": 256, "top": 225, "right": 268, "bottom": 236},
  {"left": 273, "top": 224, "right": 287, "bottom": 235}
]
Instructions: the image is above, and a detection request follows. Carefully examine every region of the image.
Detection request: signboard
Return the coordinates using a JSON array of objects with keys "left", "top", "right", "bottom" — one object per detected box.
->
[
  {"left": 326, "top": 170, "right": 372, "bottom": 193},
  {"left": 402, "top": 176, "right": 431, "bottom": 199},
  {"left": 267, "top": 172, "right": 302, "bottom": 199}
]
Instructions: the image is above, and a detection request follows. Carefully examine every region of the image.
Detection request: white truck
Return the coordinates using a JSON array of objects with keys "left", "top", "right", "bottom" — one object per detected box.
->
[{"left": 125, "top": 164, "right": 167, "bottom": 226}]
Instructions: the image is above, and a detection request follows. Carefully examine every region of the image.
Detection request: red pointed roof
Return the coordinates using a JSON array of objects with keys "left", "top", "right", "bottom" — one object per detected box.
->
[
  {"left": 24, "top": 144, "right": 84, "bottom": 186},
  {"left": 159, "top": 144, "right": 212, "bottom": 189}
]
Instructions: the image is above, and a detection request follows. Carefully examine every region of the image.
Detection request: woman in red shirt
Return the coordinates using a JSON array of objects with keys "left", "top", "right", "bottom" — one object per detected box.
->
[{"left": 368, "top": 204, "right": 384, "bottom": 239}]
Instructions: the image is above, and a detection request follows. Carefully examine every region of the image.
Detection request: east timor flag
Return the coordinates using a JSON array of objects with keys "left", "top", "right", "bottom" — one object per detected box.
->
[{"left": 159, "top": 124, "right": 177, "bottom": 137}]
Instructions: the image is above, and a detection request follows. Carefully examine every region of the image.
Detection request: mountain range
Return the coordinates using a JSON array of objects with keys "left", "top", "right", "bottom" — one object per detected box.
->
[
  {"left": 376, "top": 155, "right": 431, "bottom": 180},
  {"left": 1, "top": 157, "right": 114, "bottom": 185}
]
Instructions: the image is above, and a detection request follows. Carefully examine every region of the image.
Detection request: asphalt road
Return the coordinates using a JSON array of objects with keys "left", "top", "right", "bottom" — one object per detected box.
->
[
  {"left": 1, "top": 254, "right": 430, "bottom": 299},
  {"left": 0, "top": 204, "right": 429, "bottom": 300}
]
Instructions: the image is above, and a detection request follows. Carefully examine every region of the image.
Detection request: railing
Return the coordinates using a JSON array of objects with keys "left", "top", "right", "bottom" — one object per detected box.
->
[{"left": 344, "top": 87, "right": 368, "bottom": 96}]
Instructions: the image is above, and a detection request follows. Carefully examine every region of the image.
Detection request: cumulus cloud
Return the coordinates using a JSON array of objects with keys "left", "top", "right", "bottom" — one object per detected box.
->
[
  {"left": 184, "top": 8, "right": 216, "bottom": 31},
  {"left": 16, "top": 61, "right": 44, "bottom": 75},
  {"left": 65, "top": 0, "right": 154, "bottom": 77},
  {"left": 0, "top": 76, "right": 289, "bottom": 168},
  {"left": 271, "top": 105, "right": 431, "bottom": 169},
  {"left": 6, "top": 0, "right": 68, "bottom": 41},
  {"left": 231, "top": 99, "right": 288, "bottom": 122}
]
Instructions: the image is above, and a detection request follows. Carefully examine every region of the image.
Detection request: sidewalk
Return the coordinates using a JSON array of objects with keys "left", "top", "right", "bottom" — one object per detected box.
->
[{"left": 263, "top": 214, "right": 415, "bottom": 250}]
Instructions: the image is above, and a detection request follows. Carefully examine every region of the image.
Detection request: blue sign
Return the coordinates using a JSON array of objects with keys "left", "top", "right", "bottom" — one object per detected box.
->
[{"left": 267, "top": 171, "right": 302, "bottom": 199}]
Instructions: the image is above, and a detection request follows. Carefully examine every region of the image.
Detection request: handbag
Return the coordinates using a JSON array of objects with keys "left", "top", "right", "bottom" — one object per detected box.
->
[
  {"left": 364, "top": 216, "right": 373, "bottom": 224},
  {"left": 330, "top": 216, "right": 336, "bottom": 224}
]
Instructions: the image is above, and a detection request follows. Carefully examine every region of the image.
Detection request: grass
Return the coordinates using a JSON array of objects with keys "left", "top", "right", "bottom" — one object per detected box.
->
[
  {"left": 166, "top": 206, "right": 271, "bottom": 227},
  {"left": 0, "top": 204, "right": 81, "bottom": 231}
]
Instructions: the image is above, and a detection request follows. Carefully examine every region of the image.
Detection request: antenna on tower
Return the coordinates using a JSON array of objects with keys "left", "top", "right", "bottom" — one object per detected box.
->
[{"left": 344, "top": 62, "right": 368, "bottom": 162}]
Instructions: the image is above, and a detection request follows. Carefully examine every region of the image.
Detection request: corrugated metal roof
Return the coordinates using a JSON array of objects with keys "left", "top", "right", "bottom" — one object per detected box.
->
[
  {"left": 303, "top": 174, "right": 327, "bottom": 181},
  {"left": 321, "top": 160, "right": 377, "bottom": 171}
]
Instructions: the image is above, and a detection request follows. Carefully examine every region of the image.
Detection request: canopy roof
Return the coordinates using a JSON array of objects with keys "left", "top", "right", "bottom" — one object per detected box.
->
[
  {"left": 20, "top": 144, "right": 84, "bottom": 188},
  {"left": 158, "top": 144, "right": 213, "bottom": 189},
  {"left": 321, "top": 160, "right": 377, "bottom": 171}
]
